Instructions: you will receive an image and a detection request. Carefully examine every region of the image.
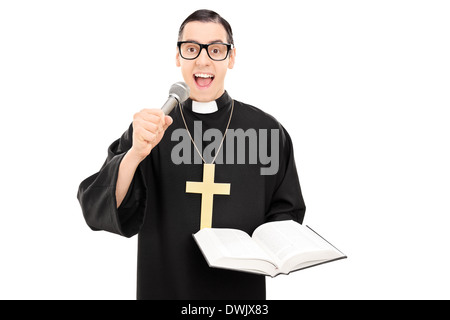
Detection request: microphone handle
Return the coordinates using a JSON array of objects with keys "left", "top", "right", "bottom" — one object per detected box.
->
[{"left": 161, "top": 96, "right": 178, "bottom": 115}]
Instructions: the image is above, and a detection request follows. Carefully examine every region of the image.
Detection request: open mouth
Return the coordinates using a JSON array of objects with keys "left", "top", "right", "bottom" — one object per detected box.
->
[{"left": 194, "top": 73, "right": 215, "bottom": 88}]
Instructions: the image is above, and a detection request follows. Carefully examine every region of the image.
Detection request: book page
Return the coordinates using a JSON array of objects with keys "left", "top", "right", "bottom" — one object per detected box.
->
[
  {"left": 204, "top": 228, "right": 274, "bottom": 262},
  {"left": 252, "top": 220, "right": 335, "bottom": 267},
  {"left": 193, "top": 228, "right": 278, "bottom": 276}
]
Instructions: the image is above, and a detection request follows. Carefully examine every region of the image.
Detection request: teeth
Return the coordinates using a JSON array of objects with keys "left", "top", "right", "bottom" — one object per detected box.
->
[{"left": 195, "top": 73, "right": 214, "bottom": 78}]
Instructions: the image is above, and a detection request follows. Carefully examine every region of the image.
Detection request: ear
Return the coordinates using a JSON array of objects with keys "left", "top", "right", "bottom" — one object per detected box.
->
[
  {"left": 228, "top": 47, "right": 236, "bottom": 69},
  {"left": 176, "top": 49, "right": 181, "bottom": 67}
]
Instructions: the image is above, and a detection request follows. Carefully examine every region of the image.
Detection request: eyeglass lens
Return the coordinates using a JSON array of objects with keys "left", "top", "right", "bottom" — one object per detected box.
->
[{"left": 180, "top": 43, "right": 229, "bottom": 61}]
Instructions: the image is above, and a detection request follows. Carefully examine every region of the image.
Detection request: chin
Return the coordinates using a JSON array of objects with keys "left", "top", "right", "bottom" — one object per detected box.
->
[
  {"left": 195, "top": 88, "right": 225, "bottom": 102},
  {"left": 192, "top": 95, "right": 214, "bottom": 102},
  {"left": 190, "top": 89, "right": 220, "bottom": 102}
]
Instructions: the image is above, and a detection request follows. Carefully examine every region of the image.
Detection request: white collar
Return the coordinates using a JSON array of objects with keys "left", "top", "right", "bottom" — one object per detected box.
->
[{"left": 192, "top": 100, "right": 218, "bottom": 114}]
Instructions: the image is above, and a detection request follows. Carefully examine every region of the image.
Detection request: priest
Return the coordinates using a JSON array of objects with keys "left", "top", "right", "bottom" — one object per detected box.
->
[{"left": 77, "top": 9, "right": 306, "bottom": 300}]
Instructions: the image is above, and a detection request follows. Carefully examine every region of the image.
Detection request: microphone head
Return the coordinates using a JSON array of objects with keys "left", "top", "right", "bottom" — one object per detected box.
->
[{"left": 169, "top": 82, "right": 190, "bottom": 103}]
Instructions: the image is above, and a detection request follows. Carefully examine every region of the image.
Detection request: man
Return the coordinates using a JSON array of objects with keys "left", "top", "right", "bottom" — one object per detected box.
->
[{"left": 77, "top": 9, "right": 306, "bottom": 300}]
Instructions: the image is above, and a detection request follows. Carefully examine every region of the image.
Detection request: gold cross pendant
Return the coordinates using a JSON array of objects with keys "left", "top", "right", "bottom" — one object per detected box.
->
[{"left": 186, "top": 164, "right": 231, "bottom": 229}]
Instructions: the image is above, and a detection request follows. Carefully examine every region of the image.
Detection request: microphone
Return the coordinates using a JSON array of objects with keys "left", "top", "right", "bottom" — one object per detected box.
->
[{"left": 161, "top": 82, "right": 190, "bottom": 115}]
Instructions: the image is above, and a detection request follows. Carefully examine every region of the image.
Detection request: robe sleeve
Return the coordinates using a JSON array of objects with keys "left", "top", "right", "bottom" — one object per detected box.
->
[
  {"left": 265, "top": 124, "right": 306, "bottom": 224},
  {"left": 77, "top": 124, "right": 146, "bottom": 238}
]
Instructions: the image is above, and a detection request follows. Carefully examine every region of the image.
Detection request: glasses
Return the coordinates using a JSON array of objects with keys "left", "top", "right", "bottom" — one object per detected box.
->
[{"left": 177, "top": 41, "right": 233, "bottom": 61}]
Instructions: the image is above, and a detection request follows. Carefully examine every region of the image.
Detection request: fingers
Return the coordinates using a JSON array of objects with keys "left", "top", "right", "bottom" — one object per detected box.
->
[
  {"left": 136, "top": 108, "right": 165, "bottom": 122},
  {"left": 134, "top": 118, "right": 160, "bottom": 134},
  {"left": 133, "top": 124, "right": 157, "bottom": 143}
]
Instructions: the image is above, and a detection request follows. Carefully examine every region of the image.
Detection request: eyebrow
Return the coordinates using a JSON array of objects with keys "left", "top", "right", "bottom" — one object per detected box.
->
[{"left": 183, "top": 39, "right": 227, "bottom": 44}]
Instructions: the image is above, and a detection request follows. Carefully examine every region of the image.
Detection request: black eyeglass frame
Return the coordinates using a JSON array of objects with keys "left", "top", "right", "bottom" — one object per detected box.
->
[{"left": 177, "top": 41, "right": 234, "bottom": 61}]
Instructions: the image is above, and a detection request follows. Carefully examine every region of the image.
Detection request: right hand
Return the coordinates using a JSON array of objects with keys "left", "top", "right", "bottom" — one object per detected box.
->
[{"left": 129, "top": 108, "right": 173, "bottom": 162}]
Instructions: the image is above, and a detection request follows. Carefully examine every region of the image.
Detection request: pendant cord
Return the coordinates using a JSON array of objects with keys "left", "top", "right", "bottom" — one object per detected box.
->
[{"left": 178, "top": 99, "right": 234, "bottom": 164}]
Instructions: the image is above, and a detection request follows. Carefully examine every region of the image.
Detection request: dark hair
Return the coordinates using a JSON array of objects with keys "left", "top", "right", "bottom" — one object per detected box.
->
[{"left": 178, "top": 9, "right": 234, "bottom": 45}]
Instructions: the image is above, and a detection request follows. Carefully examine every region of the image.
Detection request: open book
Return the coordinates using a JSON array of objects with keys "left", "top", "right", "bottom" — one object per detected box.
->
[{"left": 193, "top": 220, "right": 346, "bottom": 277}]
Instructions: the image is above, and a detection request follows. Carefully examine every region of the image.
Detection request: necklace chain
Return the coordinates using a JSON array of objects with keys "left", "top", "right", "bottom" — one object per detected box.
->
[{"left": 178, "top": 99, "right": 234, "bottom": 164}]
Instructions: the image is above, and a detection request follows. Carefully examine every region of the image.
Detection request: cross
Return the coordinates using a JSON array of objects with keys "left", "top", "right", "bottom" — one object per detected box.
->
[{"left": 186, "top": 164, "right": 231, "bottom": 229}]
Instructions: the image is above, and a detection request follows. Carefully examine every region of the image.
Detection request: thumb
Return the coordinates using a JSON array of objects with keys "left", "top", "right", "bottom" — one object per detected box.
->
[{"left": 163, "top": 115, "right": 173, "bottom": 130}]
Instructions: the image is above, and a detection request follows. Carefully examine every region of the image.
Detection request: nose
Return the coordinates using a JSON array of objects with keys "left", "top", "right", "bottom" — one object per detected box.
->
[{"left": 195, "top": 47, "right": 211, "bottom": 66}]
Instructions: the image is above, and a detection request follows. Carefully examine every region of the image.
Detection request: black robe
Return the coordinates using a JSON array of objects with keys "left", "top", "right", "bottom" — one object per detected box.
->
[{"left": 77, "top": 91, "right": 306, "bottom": 300}]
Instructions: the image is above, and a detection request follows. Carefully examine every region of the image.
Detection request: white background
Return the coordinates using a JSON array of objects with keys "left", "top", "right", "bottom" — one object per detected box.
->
[{"left": 1, "top": 0, "right": 449, "bottom": 300}]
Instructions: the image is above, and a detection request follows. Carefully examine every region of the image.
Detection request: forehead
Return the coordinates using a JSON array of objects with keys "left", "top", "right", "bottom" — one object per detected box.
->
[{"left": 181, "top": 21, "right": 228, "bottom": 43}]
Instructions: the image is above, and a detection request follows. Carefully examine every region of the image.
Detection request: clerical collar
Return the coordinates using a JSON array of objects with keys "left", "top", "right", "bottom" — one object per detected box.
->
[
  {"left": 183, "top": 91, "right": 232, "bottom": 114},
  {"left": 192, "top": 101, "right": 218, "bottom": 114}
]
